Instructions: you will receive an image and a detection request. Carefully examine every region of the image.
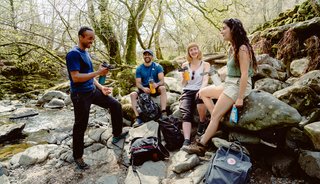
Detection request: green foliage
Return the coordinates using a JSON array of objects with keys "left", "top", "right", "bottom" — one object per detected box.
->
[{"left": 252, "top": 0, "right": 318, "bottom": 33}]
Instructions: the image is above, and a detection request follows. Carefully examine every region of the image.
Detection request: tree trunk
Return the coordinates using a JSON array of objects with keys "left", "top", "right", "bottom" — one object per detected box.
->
[
  {"left": 124, "top": 0, "right": 149, "bottom": 65},
  {"left": 155, "top": 7, "right": 164, "bottom": 60},
  {"left": 87, "top": 0, "right": 121, "bottom": 64}
]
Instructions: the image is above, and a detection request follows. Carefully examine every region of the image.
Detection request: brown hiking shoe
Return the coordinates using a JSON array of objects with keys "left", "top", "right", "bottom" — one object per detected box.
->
[{"left": 183, "top": 141, "right": 207, "bottom": 156}]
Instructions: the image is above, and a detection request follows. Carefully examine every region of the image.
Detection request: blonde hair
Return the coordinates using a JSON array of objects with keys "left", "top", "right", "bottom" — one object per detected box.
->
[{"left": 186, "top": 42, "right": 203, "bottom": 62}]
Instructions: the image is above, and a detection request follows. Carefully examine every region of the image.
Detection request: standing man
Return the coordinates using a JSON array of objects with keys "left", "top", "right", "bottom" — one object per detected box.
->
[
  {"left": 130, "top": 49, "right": 167, "bottom": 127},
  {"left": 66, "top": 26, "right": 127, "bottom": 170}
]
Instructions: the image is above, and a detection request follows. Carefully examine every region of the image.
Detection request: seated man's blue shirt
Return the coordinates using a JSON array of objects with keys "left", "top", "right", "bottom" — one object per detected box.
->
[
  {"left": 136, "top": 62, "right": 164, "bottom": 87},
  {"left": 66, "top": 46, "right": 94, "bottom": 93}
]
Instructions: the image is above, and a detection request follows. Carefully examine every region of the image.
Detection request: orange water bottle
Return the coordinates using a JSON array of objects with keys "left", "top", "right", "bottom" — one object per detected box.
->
[
  {"left": 149, "top": 79, "right": 156, "bottom": 94},
  {"left": 183, "top": 70, "right": 190, "bottom": 81}
]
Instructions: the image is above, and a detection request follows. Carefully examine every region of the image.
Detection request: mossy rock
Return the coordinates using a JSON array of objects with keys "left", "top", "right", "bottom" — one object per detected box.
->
[
  {"left": 115, "top": 68, "right": 135, "bottom": 96},
  {"left": 122, "top": 103, "right": 135, "bottom": 122},
  {"left": 0, "top": 143, "right": 31, "bottom": 161},
  {"left": 158, "top": 60, "right": 179, "bottom": 75}
]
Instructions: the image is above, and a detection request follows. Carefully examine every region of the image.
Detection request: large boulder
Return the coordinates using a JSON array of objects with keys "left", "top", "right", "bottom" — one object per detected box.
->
[
  {"left": 273, "top": 85, "right": 320, "bottom": 114},
  {"left": 224, "top": 90, "right": 301, "bottom": 131},
  {"left": 293, "top": 70, "right": 320, "bottom": 94}
]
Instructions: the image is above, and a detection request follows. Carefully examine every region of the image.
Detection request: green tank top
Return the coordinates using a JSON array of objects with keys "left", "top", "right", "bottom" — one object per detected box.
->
[{"left": 227, "top": 55, "right": 254, "bottom": 77}]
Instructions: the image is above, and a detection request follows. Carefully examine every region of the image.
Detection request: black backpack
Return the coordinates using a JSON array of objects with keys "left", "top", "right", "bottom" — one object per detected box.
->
[
  {"left": 129, "top": 128, "right": 169, "bottom": 166},
  {"left": 157, "top": 115, "right": 184, "bottom": 151},
  {"left": 137, "top": 93, "right": 161, "bottom": 122}
]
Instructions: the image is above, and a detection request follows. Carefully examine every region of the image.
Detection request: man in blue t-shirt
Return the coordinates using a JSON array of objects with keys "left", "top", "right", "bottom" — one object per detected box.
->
[
  {"left": 66, "top": 26, "right": 128, "bottom": 170},
  {"left": 130, "top": 49, "right": 167, "bottom": 127}
]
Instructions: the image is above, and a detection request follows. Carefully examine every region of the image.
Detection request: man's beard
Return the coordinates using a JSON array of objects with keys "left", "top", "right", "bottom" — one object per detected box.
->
[{"left": 144, "top": 58, "right": 151, "bottom": 63}]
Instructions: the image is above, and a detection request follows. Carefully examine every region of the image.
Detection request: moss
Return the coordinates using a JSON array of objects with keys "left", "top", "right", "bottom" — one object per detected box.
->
[
  {"left": 115, "top": 68, "right": 136, "bottom": 96},
  {"left": 0, "top": 143, "right": 31, "bottom": 161},
  {"left": 158, "top": 60, "right": 179, "bottom": 75}
]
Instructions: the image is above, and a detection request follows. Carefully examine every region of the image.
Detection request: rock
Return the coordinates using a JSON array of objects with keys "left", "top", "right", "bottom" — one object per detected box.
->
[
  {"left": 0, "top": 105, "right": 15, "bottom": 113},
  {"left": 228, "top": 132, "right": 261, "bottom": 144},
  {"left": 254, "top": 78, "right": 289, "bottom": 94},
  {"left": 224, "top": 90, "right": 301, "bottom": 131},
  {"left": 88, "top": 128, "right": 107, "bottom": 142},
  {"left": 271, "top": 154, "right": 296, "bottom": 177},
  {"left": 125, "top": 161, "right": 166, "bottom": 184},
  {"left": 290, "top": 58, "right": 310, "bottom": 77},
  {"left": 298, "top": 150, "right": 320, "bottom": 179},
  {"left": 44, "top": 98, "right": 65, "bottom": 109},
  {"left": 256, "top": 64, "right": 279, "bottom": 80},
  {"left": 293, "top": 70, "right": 320, "bottom": 94},
  {"left": 299, "top": 108, "right": 320, "bottom": 127},
  {"left": 0, "top": 175, "right": 10, "bottom": 184},
  {"left": 273, "top": 85, "right": 320, "bottom": 114},
  {"left": 286, "top": 127, "right": 313, "bottom": 150},
  {"left": 304, "top": 122, "right": 320, "bottom": 150},
  {"left": 256, "top": 54, "right": 284, "bottom": 71},
  {"left": 172, "top": 154, "right": 200, "bottom": 174},
  {"left": 36, "top": 90, "right": 68, "bottom": 106},
  {"left": 165, "top": 77, "right": 183, "bottom": 94},
  {"left": 0, "top": 123, "right": 25, "bottom": 143},
  {"left": 10, "top": 144, "right": 58, "bottom": 167},
  {"left": 9, "top": 108, "right": 38, "bottom": 119},
  {"left": 96, "top": 174, "right": 119, "bottom": 184}
]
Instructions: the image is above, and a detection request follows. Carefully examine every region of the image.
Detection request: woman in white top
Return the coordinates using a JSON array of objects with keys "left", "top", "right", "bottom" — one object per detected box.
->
[
  {"left": 179, "top": 42, "right": 210, "bottom": 150},
  {"left": 184, "top": 18, "right": 257, "bottom": 156}
]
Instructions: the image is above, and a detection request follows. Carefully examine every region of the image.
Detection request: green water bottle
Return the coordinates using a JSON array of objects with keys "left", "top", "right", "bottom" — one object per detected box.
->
[{"left": 98, "top": 75, "right": 106, "bottom": 85}]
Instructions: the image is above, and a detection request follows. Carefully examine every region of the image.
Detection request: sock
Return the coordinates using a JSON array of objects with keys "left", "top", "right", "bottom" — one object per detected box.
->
[{"left": 161, "top": 110, "right": 167, "bottom": 115}]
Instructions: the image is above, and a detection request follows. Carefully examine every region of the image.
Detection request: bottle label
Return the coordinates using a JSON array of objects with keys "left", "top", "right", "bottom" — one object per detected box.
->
[{"left": 229, "top": 105, "right": 238, "bottom": 124}]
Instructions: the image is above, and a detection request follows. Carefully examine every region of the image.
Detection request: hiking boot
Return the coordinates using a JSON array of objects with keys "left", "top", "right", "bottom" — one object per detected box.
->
[
  {"left": 180, "top": 139, "right": 191, "bottom": 152},
  {"left": 112, "top": 131, "right": 129, "bottom": 144},
  {"left": 183, "top": 141, "right": 207, "bottom": 156},
  {"left": 75, "top": 158, "right": 90, "bottom": 170},
  {"left": 133, "top": 118, "right": 143, "bottom": 128},
  {"left": 197, "top": 122, "right": 208, "bottom": 136}
]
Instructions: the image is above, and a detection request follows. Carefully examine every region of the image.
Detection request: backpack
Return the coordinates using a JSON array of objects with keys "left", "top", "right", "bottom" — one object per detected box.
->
[
  {"left": 137, "top": 93, "right": 161, "bottom": 122},
  {"left": 157, "top": 115, "right": 184, "bottom": 151},
  {"left": 204, "top": 142, "right": 252, "bottom": 184},
  {"left": 129, "top": 128, "right": 169, "bottom": 166}
]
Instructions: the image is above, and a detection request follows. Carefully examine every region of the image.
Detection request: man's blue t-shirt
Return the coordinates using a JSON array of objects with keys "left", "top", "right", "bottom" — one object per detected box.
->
[
  {"left": 136, "top": 62, "right": 164, "bottom": 87},
  {"left": 66, "top": 46, "right": 95, "bottom": 93}
]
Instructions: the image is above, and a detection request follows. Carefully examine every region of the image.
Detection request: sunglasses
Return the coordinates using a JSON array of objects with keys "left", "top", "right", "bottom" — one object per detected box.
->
[{"left": 191, "top": 71, "right": 195, "bottom": 80}]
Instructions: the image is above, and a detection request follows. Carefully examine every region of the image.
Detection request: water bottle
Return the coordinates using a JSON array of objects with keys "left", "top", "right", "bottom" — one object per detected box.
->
[
  {"left": 149, "top": 78, "right": 156, "bottom": 94},
  {"left": 229, "top": 105, "right": 238, "bottom": 124},
  {"left": 183, "top": 70, "right": 190, "bottom": 81},
  {"left": 98, "top": 75, "right": 106, "bottom": 84}
]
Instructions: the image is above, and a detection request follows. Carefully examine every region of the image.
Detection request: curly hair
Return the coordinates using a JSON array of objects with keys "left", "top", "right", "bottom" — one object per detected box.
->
[{"left": 223, "top": 18, "right": 257, "bottom": 71}]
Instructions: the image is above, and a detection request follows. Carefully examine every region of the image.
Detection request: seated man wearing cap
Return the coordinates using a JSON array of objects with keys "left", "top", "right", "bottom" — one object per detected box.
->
[{"left": 130, "top": 49, "right": 167, "bottom": 127}]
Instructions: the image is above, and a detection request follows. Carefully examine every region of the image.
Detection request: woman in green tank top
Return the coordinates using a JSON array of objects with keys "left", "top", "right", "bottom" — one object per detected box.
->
[{"left": 183, "top": 18, "right": 257, "bottom": 156}]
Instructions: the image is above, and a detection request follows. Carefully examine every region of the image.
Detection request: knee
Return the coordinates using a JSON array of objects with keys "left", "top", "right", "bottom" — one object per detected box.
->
[
  {"left": 199, "top": 88, "right": 206, "bottom": 98},
  {"left": 159, "top": 86, "right": 166, "bottom": 94},
  {"left": 130, "top": 92, "right": 138, "bottom": 99}
]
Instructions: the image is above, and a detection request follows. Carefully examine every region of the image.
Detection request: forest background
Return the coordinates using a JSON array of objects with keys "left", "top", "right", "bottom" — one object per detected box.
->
[{"left": 0, "top": 0, "right": 305, "bottom": 98}]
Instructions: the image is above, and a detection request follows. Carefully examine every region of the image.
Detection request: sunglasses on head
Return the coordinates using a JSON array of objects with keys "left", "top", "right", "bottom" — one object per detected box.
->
[{"left": 191, "top": 71, "right": 195, "bottom": 80}]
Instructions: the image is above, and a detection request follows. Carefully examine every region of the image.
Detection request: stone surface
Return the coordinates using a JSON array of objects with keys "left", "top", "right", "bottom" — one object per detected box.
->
[
  {"left": 304, "top": 122, "right": 320, "bottom": 150},
  {"left": 9, "top": 108, "right": 38, "bottom": 119}
]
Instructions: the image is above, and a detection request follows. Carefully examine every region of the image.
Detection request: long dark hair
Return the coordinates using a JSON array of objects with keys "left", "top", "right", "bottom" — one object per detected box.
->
[{"left": 223, "top": 18, "right": 257, "bottom": 71}]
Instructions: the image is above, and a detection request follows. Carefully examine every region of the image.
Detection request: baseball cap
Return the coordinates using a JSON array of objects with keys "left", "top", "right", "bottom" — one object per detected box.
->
[{"left": 143, "top": 49, "right": 154, "bottom": 57}]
